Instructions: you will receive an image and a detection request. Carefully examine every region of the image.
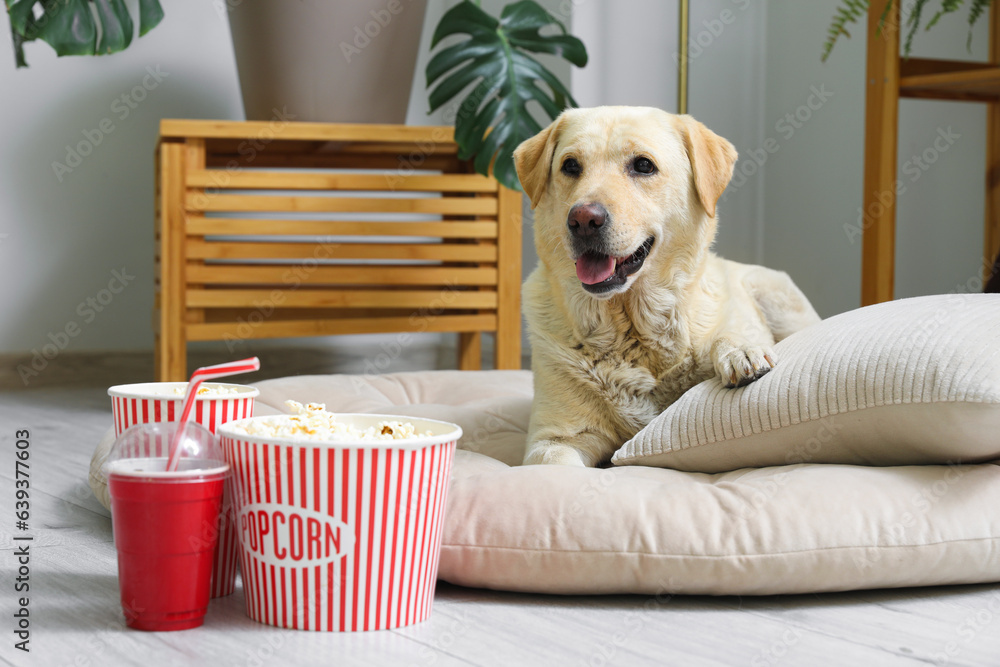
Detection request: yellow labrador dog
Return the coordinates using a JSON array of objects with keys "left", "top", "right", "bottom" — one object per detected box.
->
[{"left": 515, "top": 106, "right": 820, "bottom": 467}]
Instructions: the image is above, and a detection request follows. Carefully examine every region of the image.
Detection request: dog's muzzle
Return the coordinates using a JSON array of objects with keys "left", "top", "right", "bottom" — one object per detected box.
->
[
  {"left": 566, "top": 203, "right": 654, "bottom": 295},
  {"left": 575, "top": 236, "right": 655, "bottom": 295}
]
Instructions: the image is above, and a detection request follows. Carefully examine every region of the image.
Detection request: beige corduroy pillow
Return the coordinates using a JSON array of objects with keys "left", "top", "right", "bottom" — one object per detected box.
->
[{"left": 612, "top": 294, "right": 1000, "bottom": 472}]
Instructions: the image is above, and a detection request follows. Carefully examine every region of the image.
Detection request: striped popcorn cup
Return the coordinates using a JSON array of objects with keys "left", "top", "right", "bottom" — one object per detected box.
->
[
  {"left": 218, "top": 414, "right": 461, "bottom": 632},
  {"left": 108, "top": 382, "right": 258, "bottom": 437},
  {"left": 108, "top": 382, "right": 258, "bottom": 599}
]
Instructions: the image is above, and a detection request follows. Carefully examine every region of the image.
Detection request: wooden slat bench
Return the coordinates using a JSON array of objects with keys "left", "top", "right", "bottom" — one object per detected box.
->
[{"left": 154, "top": 119, "right": 522, "bottom": 380}]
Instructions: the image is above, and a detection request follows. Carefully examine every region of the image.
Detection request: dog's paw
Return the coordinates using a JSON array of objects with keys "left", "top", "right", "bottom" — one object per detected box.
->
[
  {"left": 523, "top": 442, "right": 588, "bottom": 467},
  {"left": 714, "top": 343, "right": 776, "bottom": 388}
]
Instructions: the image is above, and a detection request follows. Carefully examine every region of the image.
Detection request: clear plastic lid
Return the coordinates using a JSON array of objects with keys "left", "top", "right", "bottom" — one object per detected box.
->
[{"left": 103, "top": 421, "right": 229, "bottom": 479}]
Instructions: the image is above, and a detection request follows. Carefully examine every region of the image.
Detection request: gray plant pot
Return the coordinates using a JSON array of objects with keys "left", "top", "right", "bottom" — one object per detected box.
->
[{"left": 228, "top": 0, "right": 428, "bottom": 123}]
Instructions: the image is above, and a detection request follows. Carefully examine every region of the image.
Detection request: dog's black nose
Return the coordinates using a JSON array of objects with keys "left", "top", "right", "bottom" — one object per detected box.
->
[{"left": 567, "top": 203, "right": 608, "bottom": 239}]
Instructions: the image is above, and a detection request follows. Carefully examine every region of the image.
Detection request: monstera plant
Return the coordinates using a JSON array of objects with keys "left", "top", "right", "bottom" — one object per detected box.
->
[
  {"left": 5, "top": 0, "right": 164, "bottom": 68},
  {"left": 426, "top": 0, "right": 588, "bottom": 191},
  {"left": 822, "top": 0, "right": 994, "bottom": 61}
]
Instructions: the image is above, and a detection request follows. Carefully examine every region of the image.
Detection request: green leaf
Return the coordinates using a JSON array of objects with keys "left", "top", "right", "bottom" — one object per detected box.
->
[
  {"left": 499, "top": 0, "right": 563, "bottom": 33},
  {"left": 820, "top": 0, "right": 995, "bottom": 60},
  {"left": 501, "top": 2, "right": 586, "bottom": 66},
  {"left": 512, "top": 51, "right": 577, "bottom": 106},
  {"left": 474, "top": 118, "right": 507, "bottom": 175},
  {"left": 507, "top": 32, "right": 587, "bottom": 67},
  {"left": 425, "top": 37, "right": 495, "bottom": 85},
  {"left": 426, "top": 0, "right": 588, "bottom": 190},
  {"left": 431, "top": 1, "right": 497, "bottom": 48},
  {"left": 8, "top": 0, "right": 164, "bottom": 67},
  {"left": 968, "top": 0, "right": 992, "bottom": 51},
  {"left": 523, "top": 79, "right": 562, "bottom": 118},
  {"left": 821, "top": 0, "right": 870, "bottom": 63},
  {"left": 904, "top": 0, "right": 932, "bottom": 57},
  {"left": 37, "top": 0, "right": 98, "bottom": 57},
  {"left": 137, "top": 0, "right": 163, "bottom": 37},
  {"left": 492, "top": 142, "right": 520, "bottom": 191},
  {"left": 428, "top": 53, "right": 498, "bottom": 112},
  {"left": 7, "top": 0, "right": 36, "bottom": 35},
  {"left": 925, "top": 0, "right": 962, "bottom": 31},
  {"left": 11, "top": 26, "right": 27, "bottom": 67},
  {"left": 94, "top": 0, "right": 133, "bottom": 54},
  {"left": 454, "top": 80, "right": 503, "bottom": 152}
]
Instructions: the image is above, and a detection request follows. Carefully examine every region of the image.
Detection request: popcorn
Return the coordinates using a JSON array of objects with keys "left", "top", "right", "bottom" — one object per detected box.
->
[{"left": 227, "top": 400, "right": 432, "bottom": 442}]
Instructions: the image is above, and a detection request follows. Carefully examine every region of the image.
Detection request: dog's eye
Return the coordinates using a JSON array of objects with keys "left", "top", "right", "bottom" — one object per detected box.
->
[
  {"left": 561, "top": 158, "right": 582, "bottom": 177},
  {"left": 631, "top": 157, "right": 657, "bottom": 175}
]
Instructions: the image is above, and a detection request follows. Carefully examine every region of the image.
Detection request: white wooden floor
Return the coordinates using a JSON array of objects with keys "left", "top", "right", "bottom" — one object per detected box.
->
[{"left": 2, "top": 359, "right": 999, "bottom": 666}]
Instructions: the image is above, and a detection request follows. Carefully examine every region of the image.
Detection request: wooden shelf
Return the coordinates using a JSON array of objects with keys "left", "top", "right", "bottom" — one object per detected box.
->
[
  {"left": 154, "top": 120, "right": 523, "bottom": 380},
  {"left": 861, "top": 2, "right": 1000, "bottom": 305},
  {"left": 159, "top": 119, "right": 455, "bottom": 143},
  {"left": 900, "top": 58, "right": 1000, "bottom": 102}
]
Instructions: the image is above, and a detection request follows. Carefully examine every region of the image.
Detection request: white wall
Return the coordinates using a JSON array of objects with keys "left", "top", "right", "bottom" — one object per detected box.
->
[
  {"left": 688, "top": 0, "right": 769, "bottom": 266},
  {"left": 2, "top": 0, "right": 988, "bottom": 363},
  {"left": 572, "top": 0, "right": 680, "bottom": 113},
  {"left": 894, "top": 12, "right": 988, "bottom": 301},
  {"left": 761, "top": 0, "right": 988, "bottom": 318},
  {"left": 0, "top": 4, "right": 244, "bottom": 355}
]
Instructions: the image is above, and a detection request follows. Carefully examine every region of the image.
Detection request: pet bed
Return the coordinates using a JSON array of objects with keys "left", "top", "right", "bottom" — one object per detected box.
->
[{"left": 91, "top": 294, "right": 1000, "bottom": 595}]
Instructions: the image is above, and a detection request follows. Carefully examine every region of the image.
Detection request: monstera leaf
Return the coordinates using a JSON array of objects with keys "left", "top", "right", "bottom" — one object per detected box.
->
[
  {"left": 426, "top": 0, "right": 587, "bottom": 191},
  {"left": 6, "top": 0, "right": 165, "bottom": 68}
]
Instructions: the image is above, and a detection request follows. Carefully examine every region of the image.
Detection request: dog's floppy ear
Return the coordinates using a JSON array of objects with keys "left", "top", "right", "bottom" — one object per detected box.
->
[
  {"left": 676, "top": 115, "right": 738, "bottom": 218},
  {"left": 514, "top": 115, "right": 564, "bottom": 209}
]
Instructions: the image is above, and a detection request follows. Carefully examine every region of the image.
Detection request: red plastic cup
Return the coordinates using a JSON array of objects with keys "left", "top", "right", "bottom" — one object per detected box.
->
[
  {"left": 105, "top": 422, "right": 229, "bottom": 631},
  {"left": 109, "top": 471, "right": 226, "bottom": 630}
]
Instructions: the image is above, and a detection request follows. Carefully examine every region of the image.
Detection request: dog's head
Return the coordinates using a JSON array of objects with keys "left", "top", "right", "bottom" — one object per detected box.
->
[{"left": 514, "top": 106, "right": 737, "bottom": 298}]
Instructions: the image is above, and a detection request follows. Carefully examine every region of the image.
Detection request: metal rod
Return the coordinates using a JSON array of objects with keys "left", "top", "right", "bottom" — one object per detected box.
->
[{"left": 678, "top": 0, "right": 689, "bottom": 114}]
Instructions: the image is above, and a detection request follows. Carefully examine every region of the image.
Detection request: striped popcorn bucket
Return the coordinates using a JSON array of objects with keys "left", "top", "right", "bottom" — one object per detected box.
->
[
  {"left": 108, "top": 382, "right": 258, "bottom": 437},
  {"left": 218, "top": 414, "right": 461, "bottom": 632},
  {"left": 108, "top": 382, "right": 258, "bottom": 599}
]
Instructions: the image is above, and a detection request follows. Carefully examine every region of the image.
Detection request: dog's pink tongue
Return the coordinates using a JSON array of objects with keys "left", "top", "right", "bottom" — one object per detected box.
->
[{"left": 576, "top": 253, "right": 616, "bottom": 284}]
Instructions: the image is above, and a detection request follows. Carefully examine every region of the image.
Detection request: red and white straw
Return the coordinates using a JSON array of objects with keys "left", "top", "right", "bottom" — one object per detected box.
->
[{"left": 166, "top": 357, "right": 261, "bottom": 471}]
